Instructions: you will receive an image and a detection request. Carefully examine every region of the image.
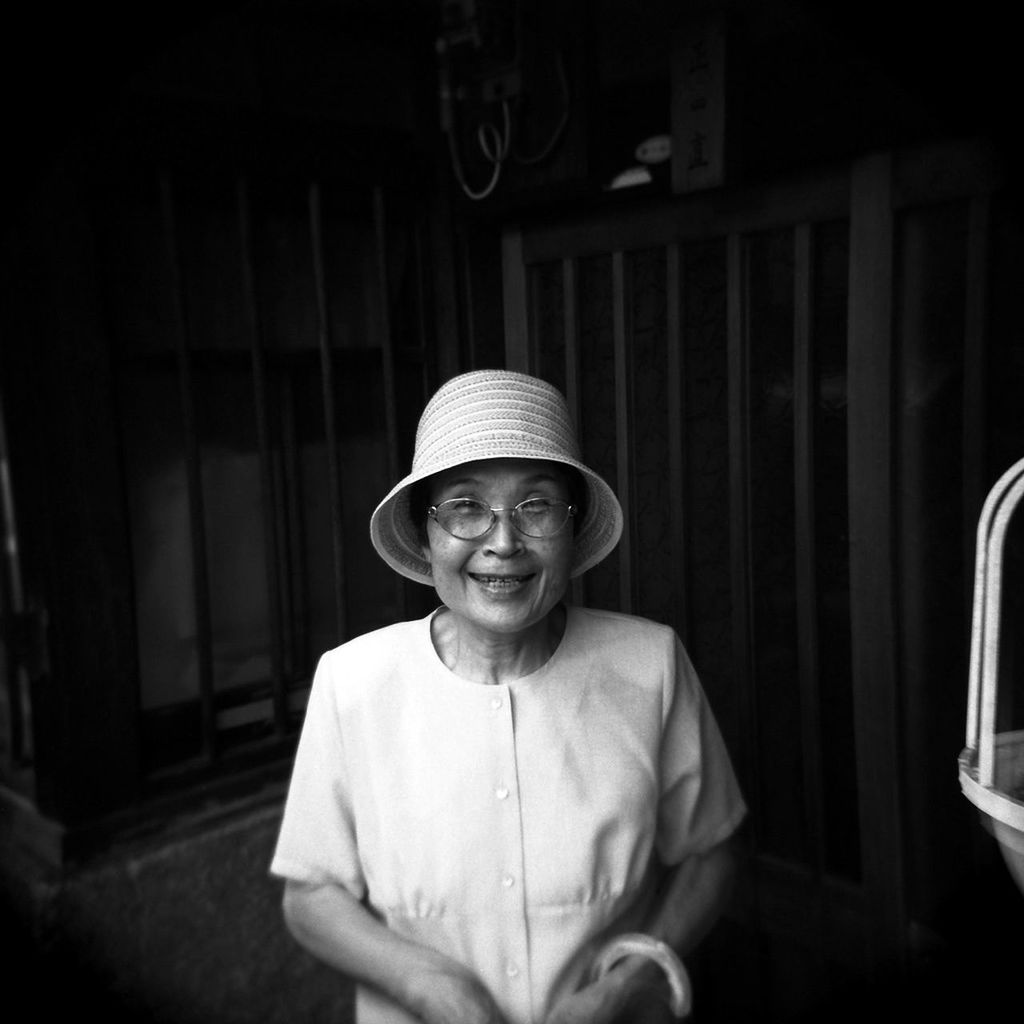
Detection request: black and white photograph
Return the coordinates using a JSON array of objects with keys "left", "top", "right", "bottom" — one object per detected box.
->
[{"left": 2, "top": 2, "right": 1021, "bottom": 1022}]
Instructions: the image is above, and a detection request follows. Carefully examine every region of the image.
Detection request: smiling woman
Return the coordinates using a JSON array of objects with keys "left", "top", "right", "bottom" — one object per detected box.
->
[{"left": 270, "top": 369, "right": 747, "bottom": 1024}]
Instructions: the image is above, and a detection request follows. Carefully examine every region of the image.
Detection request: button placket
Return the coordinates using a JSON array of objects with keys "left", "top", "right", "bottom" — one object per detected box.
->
[{"left": 488, "top": 685, "right": 530, "bottom": 1009}]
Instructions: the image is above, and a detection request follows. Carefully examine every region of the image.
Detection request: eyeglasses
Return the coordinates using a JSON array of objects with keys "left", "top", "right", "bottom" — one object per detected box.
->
[{"left": 426, "top": 497, "right": 576, "bottom": 540}]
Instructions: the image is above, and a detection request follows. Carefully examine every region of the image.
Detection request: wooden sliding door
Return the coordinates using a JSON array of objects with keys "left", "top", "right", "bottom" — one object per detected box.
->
[{"left": 502, "top": 141, "right": 1005, "bottom": 1020}]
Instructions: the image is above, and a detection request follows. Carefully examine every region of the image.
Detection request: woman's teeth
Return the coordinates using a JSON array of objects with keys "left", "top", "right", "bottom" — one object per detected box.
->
[{"left": 471, "top": 574, "right": 529, "bottom": 588}]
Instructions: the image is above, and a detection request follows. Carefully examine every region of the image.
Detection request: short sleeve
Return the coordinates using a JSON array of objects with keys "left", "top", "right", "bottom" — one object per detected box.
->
[
  {"left": 657, "top": 636, "right": 747, "bottom": 863},
  {"left": 268, "top": 650, "right": 367, "bottom": 897}
]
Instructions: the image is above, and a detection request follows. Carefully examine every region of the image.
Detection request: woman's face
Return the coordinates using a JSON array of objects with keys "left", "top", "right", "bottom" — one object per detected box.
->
[{"left": 420, "top": 458, "right": 575, "bottom": 642}]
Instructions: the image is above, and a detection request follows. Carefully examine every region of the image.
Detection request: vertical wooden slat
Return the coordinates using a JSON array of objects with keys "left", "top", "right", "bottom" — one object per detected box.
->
[
  {"left": 461, "top": 228, "right": 480, "bottom": 371},
  {"left": 561, "top": 256, "right": 586, "bottom": 607},
  {"left": 427, "top": 172, "right": 461, "bottom": 385},
  {"left": 963, "top": 196, "right": 990, "bottom": 616},
  {"left": 0, "top": 390, "right": 33, "bottom": 763},
  {"left": 847, "top": 152, "right": 908, "bottom": 976},
  {"left": 525, "top": 264, "right": 541, "bottom": 374},
  {"left": 280, "top": 377, "right": 305, "bottom": 676},
  {"left": 793, "top": 223, "right": 826, "bottom": 871},
  {"left": 665, "top": 242, "right": 689, "bottom": 640},
  {"left": 727, "top": 229, "right": 770, "bottom": 1006},
  {"left": 611, "top": 251, "right": 634, "bottom": 613},
  {"left": 409, "top": 206, "right": 438, "bottom": 407},
  {"left": 371, "top": 187, "right": 398, "bottom": 470},
  {"left": 373, "top": 187, "right": 407, "bottom": 619},
  {"left": 309, "top": 182, "right": 347, "bottom": 642},
  {"left": 963, "top": 196, "right": 992, "bottom": 763},
  {"left": 412, "top": 214, "right": 428, "bottom": 365},
  {"left": 727, "top": 230, "right": 757, "bottom": 825},
  {"left": 793, "top": 223, "right": 829, "bottom": 981},
  {"left": 416, "top": 211, "right": 438, "bottom": 405},
  {"left": 503, "top": 228, "right": 530, "bottom": 371},
  {"left": 160, "top": 173, "right": 216, "bottom": 762},
  {"left": 237, "top": 179, "right": 287, "bottom": 733},
  {"left": 562, "top": 257, "right": 580, "bottom": 421}
]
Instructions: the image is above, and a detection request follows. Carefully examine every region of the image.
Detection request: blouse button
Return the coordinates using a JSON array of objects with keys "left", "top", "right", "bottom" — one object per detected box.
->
[
  {"left": 495, "top": 785, "right": 510, "bottom": 800},
  {"left": 501, "top": 873, "right": 515, "bottom": 889},
  {"left": 505, "top": 962, "right": 520, "bottom": 979},
  {"left": 490, "top": 696, "right": 503, "bottom": 711}
]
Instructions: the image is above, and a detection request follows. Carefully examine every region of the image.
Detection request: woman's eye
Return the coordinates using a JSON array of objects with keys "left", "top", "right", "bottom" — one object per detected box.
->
[
  {"left": 519, "top": 502, "right": 557, "bottom": 522},
  {"left": 442, "top": 499, "right": 488, "bottom": 519}
]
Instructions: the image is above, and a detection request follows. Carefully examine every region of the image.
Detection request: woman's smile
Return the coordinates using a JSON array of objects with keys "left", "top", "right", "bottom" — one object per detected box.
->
[{"left": 468, "top": 571, "right": 535, "bottom": 592}]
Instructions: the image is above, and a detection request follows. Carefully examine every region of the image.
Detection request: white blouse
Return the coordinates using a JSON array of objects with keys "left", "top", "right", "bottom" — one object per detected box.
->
[{"left": 270, "top": 605, "right": 746, "bottom": 1024}]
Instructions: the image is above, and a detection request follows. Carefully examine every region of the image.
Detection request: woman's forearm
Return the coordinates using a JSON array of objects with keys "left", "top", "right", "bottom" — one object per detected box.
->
[
  {"left": 283, "top": 880, "right": 428, "bottom": 1003},
  {"left": 282, "top": 880, "right": 507, "bottom": 1024},
  {"left": 645, "top": 835, "right": 739, "bottom": 956}
]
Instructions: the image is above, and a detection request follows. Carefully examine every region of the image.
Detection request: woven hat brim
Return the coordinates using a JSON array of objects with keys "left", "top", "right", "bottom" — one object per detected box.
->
[{"left": 370, "top": 453, "right": 623, "bottom": 585}]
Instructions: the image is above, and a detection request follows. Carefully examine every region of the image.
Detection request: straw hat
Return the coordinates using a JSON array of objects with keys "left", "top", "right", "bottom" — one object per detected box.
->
[{"left": 370, "top": 369, "right": 623, "bottom": 584}]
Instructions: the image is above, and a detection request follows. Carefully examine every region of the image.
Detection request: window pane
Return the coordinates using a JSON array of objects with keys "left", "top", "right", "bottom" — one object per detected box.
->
[
  {"left": 275, "top": 354, "right": 337, "bottom": 679},
  {"left": 195, "top": 359, "right": 272, "bottom": 696},
  {"left": 335, "top": 352, "right": 401, "bottom": 638},
  {"left": 120, "top": 363, "right": 199, "bottom": 712}
]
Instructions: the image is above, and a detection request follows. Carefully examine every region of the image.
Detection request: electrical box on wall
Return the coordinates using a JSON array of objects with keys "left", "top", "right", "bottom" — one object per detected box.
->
[
  {"left": 436, "top": 0, "right": 590, "bottom": 205},
  {"left": 437, "top": 0, "right": 719, "bottom": 207}
]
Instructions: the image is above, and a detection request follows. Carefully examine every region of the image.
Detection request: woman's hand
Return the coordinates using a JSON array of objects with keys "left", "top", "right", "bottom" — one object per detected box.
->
[
  {"left": 542, "top": 974, "right": 623, "bottom": 1024},
  {"left": 543, "top": 957, "right": 678, "bottom": 1024},
  {"left": 548, "top": 840, "right": 737, "bottom": 1024},
  {"left": 406, "top": 964, "right": 510, "bottom": 1024},
  {"left": 544, "top": 978, "right": 678, "bottom": 1024}
]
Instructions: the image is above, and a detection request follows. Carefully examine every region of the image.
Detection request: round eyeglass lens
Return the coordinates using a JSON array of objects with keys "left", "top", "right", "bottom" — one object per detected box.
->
[
  {"left": 514, "top": 498, "right": 568, "bottom": 536},
  {"left": 437, "top": 499, "right": 493, "bottom": 538}
]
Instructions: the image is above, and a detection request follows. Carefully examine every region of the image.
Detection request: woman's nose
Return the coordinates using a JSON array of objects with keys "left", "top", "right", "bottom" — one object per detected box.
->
[{"left": 483, "top": 510, "right": 524, "bottom": 555}]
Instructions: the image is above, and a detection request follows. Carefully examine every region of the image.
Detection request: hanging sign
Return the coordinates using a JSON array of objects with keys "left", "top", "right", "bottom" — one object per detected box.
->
[{"left": 671, "top": 15, "right": 727, "bottom": 193}]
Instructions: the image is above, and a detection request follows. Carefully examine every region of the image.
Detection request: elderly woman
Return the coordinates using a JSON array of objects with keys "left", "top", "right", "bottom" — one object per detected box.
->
[{"left": 270, "top": 370, "right": 746, "bottom": 1024}]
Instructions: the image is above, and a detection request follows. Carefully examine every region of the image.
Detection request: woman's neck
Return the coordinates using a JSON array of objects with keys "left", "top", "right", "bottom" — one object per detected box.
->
[{"left": 431, "top": 605, "right": 566, "bottom": 685}]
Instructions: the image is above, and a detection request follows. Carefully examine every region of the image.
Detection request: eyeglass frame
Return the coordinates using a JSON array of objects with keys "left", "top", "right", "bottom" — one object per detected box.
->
[{"left": 425, "top": 496, "right": 577, "bottom": 540}]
